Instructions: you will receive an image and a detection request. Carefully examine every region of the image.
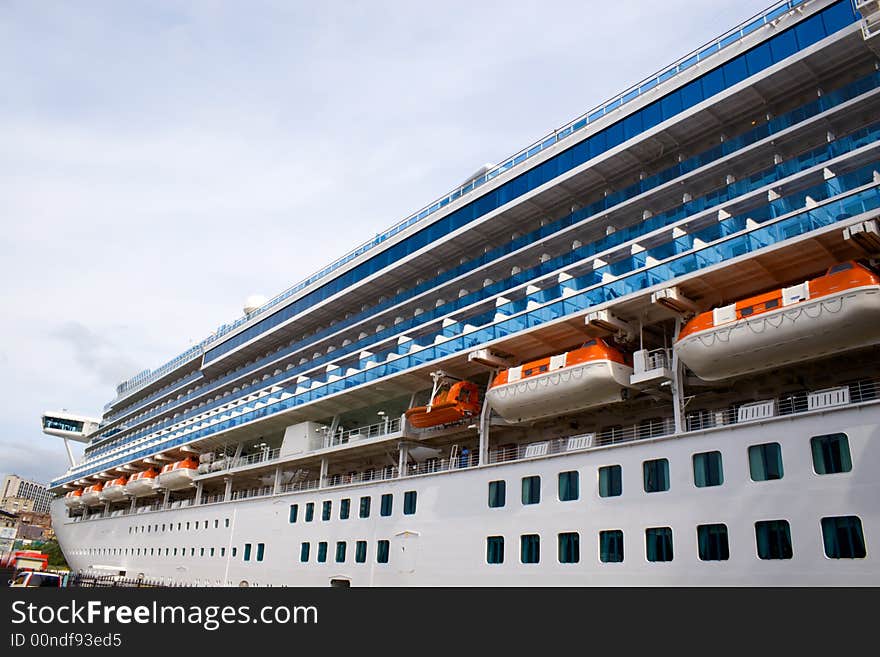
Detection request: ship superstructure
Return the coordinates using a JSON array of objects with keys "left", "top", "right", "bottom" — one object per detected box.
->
[{"left": 44, "top": 0, "right": 880, "bottom": 585}]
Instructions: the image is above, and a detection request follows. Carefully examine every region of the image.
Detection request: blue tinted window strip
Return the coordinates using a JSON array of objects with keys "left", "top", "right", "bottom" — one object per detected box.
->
[
  {"left": 71, "top": 168, "right": 880, "bottom": 474},
  {"left": 202, "top": 1, "right": 857, "bottom": 366},
  {"left": 59, "top": 181, "right": 880, "bottom": 484},
  {"left": 90, "top": 77, "right": 880, "bottom": 450}
]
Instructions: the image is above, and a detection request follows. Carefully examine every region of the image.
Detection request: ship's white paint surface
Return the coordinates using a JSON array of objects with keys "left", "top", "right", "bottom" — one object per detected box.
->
[{"left": 53, "top": 403, "right": 880, "bottom": 586}]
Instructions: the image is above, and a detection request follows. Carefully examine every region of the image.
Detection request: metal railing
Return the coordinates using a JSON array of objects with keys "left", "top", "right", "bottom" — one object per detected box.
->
[
  {"left": 325, "top": 416, "right": 402, "bottom": 447},
  {"left": 231, "top": 486, "right": 273, "bottom": 501},
  {"left": 685, "top": 378, "right": 879, "bottom": 431},
  {"left": 407, "top": 453, "right": 479, "bottom": 476}
]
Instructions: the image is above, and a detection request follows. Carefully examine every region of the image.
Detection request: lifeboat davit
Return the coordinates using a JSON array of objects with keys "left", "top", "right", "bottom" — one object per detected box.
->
[
  {"left": 157, "top": 458, "right": 199, "bottom": 490},
  {"left": 675, "top": 261, "right": 880, "bottom": 381},
  {"left": 99, "top": 476, "right": 128, "bottom": 502},
  {"left": 80, "top": 483, "right": 104, "bottom": 506},
  {"left": 63, "top": 489, "right": 83, "bottom": 509},
  {"left": 123, "top": 468, "right": 160, "bottom": 497},
  {"left": 486, "top": 338, "right": 633, "bottom": 423},
  {"left": 405, "top": 380, "right": 481, "bottom": 429}
]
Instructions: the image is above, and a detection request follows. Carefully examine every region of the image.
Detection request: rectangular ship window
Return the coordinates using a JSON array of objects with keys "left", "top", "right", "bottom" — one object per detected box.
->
[
  {"left": 377, "top": 540, "right": 389, "bottom": 564},
  {"left": 749, "top": 443, "right": 784, "bottom": 481},
  {"left": 305, "top": 502, "right": 315, "bottom": 522},
  {"left": 558, "top": 532, "right": 579, "bottom": 563},
  {"left": 697, "top": 524, "right": 729, "bottom": 561},
  {"left": 822, "top": 516, "right": 866, "bottom": 559},
  {"left": 521, "top": 476, "right": 541, "bottom": 505},
  {"left": 380, "top": 493, "right": 393, "bottom": 517},
  {"left": 403, "top": 491, "right": 417, "bottom": 515},
  {"left": 300, "top": 542, "right": 310, "bottom": 562},
  {"left": 520, "top": 534, "right": 540, "bottom": 564},
  {"left": 646, "top": 527, "right": 673, "bottom": 562},
  {"left": 317, "top": 542, "right": 328, "bottom": 563},
  {"left": 755, "top": 520, "right": 792, "bottom": 559},
  {"left": 643, "top": 459, "right": 669, "bottom": 493},
  {"left": 289, "top": 504, "right": 298, "bottom": 524},
  {"left": 340, "top": 498, "right": 351, "bottom": 520},
  {"left": 693, "top": 451, "right": 724, "bottom": 487},
  {"left": 811, "top": 433, "right": 852, "bottom": 475},
  {"left": 355, "top": 541, "right": 367, "bottom": 563},
  {"left": 487, "top": 536, "right": 504, "bottom": 564},
  {"left": 599, "top": 465, "right": 622, "bottom": 497},
  {"left": 335, "top": 541, "right": 346, "bottom": 563},
  {"left": 243, "top": 543, "right": 252, "bottom": 562},
  {"left": 600, "top": 530, "right": 624, "bottom": 563},
  {"left": 558, "top": 471, "right": 579, "bottom": 501},
  {"left": 360, "top": 496, "right": 371, "bottom": 518},
  {"left": 488, "top": 480, "right": 506, "bottom": 508},
  {"left": 322, "top": 500, "right": 332, "bottom": 521}
]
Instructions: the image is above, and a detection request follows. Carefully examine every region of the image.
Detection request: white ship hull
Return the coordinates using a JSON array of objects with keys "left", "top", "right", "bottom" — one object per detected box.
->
[
  {"left": 675, "top": 287, "right": 880, "bottom": 381},
  {"left": 52, "top": 403, "right": 880, "bottom": 586},
  {"left": 486, "top": 360, "right": 633, "bottom": 423}
]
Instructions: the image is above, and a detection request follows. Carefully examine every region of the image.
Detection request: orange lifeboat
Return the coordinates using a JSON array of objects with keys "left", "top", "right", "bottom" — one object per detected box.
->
[
  {"left": 63, "top": 489, "right": 83, "bottom": 509},
  {"left": 675, "top": 261, "right": 880, "bottom": 381},
  {"left": 405, "top": 379, "right": 481, "bottom": 429},
  {"left": 80, "top": 483, "right": 104, "bottom": 506},
  {"left": 123, "top": 468, "right": 160, "bottom": 497},
  {"left": 157, "top": 457, "right": 199, "bottom": 490},
  {"left": 486, "top": 338, "right": 633, "bottom": 423},
  {"left": 99, "top": 476, "right": 129, "bottom": 502}
]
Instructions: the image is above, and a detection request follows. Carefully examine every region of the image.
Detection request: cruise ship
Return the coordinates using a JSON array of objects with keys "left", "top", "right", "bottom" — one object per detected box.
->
[{"left": 42, "top": 0, "right": 880, "bottom": 586}]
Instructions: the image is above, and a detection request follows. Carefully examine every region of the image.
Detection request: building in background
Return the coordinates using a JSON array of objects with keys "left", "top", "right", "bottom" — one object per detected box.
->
[{"left": 1, "top": 474, "right": 51, "bottom": 514}]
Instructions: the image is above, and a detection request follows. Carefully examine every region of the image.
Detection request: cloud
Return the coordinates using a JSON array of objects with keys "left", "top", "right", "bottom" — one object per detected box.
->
[{"left": 50, "top": 321, "right": 140, "bottom": 388}]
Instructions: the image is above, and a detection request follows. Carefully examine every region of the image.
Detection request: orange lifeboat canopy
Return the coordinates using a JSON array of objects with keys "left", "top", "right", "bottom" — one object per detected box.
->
[
  {"left": 160, "top": 457, "right": 198, "bottom": 474},
  {"left": 405, "top": 381, "right": 481, "bottom": 429}
]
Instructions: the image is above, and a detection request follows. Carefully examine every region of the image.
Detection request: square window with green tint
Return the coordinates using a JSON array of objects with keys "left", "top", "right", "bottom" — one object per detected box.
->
[
  {"left": 755, "top": 520, "right": 792, "bottom": 559},
  {"left": 403, "top": 491, "right": 417, "bottom": 515},
  {"left": 558, "top": 471, "right": 579, "bottom": 501},
  {"left": 380, "top": 493, "right": 393, "bottom": 517},
  {"left": 300, "top": 542, "right": 309, "bottom": 562},
  {"left": 359, "top": 496, "right": 371, "bottom": 518},
  {"left": 599, "top": 465, "right": 622, "bottom": 497},
  {"left": 488, "top": 480, "right": 506, "bottom": 508},
  {"left": 558, "top": 532, "right": 579, "bottom": 563},
  {"left": 811, "top": 433, "right": 852, "bottom": 475},
  {"left": 355, "top": 541, "right": 367, "bottom": 563},
  {"left": 600, "top": 530, "right": 624, "bottom": 563},
  {"left": 340, "top": 498, "right": 350, "bottom": 520},
  {"left": 643, "top": 459, "right": 669, "bottom": 493},
  {"left": 486, "top": 536, "right": 504, "bottom": 564},
  {"left": 317, "top": 541, "right": 328, "bottom": 563},
  {"left": 822, "top": 516, "right": 866, "bottom": 559},
  {"left": 697, "top": 524, "right": 729, "bottom": 561},
  {"left": 748, "top": 443, "right": 784, "bottom": 481},
  {"left": 646, "top": 527, "right": 673, "bottom": 562},
  {"left": 693, "top": 451, "right": 724, "bottom": 487},
  {"left": 521, "top": 476, "right": 541, "bottom": 505},
  {"left": 520, "top": 534, "right": 540, "bottom": 564},
  {"left": 377, "top": 540, "right": 389, "bottom": 564}
]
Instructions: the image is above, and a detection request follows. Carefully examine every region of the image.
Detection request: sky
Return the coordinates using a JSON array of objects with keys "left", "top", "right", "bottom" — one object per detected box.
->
[{"left": 0, "top": 0, "right": 774, "bottom": 486}]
